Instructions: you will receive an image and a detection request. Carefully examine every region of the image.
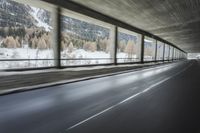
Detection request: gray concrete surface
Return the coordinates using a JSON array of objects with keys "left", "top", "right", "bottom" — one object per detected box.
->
[
  {"left": 70, "top": 0, "right": 200, "bottom": 53},
  {"left": 1, "top": 60, "right": 199, "bottom": 133},
  {"left": 0, "top": 62, "right": 167, "bottom": 94}
]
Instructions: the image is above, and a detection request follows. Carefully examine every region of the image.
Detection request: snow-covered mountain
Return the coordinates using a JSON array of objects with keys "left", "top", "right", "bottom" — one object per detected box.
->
[
  {"left": 0, "top": 0, "right": 51, "bottom": 31},
  {"left": 29, "top": 7, "right": 52, "bottom": 31},
  {"left": 0, "top": 0, "right": 111, "bottom": 41}
]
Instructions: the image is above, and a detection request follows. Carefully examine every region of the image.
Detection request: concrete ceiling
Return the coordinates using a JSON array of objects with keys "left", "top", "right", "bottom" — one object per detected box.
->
[{"left": 70, "top": 0, "right": 200, "bottom": 53}]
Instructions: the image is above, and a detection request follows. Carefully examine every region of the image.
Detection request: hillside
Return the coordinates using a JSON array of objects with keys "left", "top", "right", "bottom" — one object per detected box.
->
[{"left": 0, "top": 0, "right": 51, "bottom": 30}]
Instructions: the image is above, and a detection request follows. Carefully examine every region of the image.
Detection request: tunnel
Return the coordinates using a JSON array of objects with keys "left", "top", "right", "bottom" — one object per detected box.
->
[{"left": 0, "top": 0, "right": 200, "bottom": 133}]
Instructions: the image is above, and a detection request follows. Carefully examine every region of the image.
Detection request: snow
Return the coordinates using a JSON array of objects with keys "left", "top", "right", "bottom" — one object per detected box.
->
[
  {"left": 117, "top": 52, "right": 139, "bottom": 63},
  {"left": 0, "top": 48, "right": 54, "bottom": 69},
  {"left": 144, "top": 39, "right": 153, "bottom": 43},
  {"left": 0, "top": 47, "right": 153, "bottom": 69},
  {"left": 0, "top": 48, "right": 54, "bottom": 59},
  {"left": 30, "top": 7, "right": 52, "bottom": 32},
  {"left": 144, "top": 56, "right": 155, "bottom": 61},
  {"left": 64, "top": 29, "right": 79, "bottom": 36},
  {"left": 61, "top": 49, "right": 140, "bottom": 65},
  {"left": 61, "top": 49, "right": 112, "bottom": 65}
]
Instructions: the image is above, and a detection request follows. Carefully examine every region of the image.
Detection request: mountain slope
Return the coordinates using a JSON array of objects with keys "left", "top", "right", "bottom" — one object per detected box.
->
[{"left": 0, "top": 0, "right": 51, "bottom": 31}]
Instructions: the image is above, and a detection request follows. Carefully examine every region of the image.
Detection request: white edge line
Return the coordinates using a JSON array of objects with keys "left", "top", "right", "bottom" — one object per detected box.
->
[{"left": 66, "top": 62, "right": 193, "bottom": 131}]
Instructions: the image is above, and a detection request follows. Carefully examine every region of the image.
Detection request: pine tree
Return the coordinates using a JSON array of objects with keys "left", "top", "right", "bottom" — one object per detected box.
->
[{"left": 125, "top": 40, "right": 135, "bottom": 59}]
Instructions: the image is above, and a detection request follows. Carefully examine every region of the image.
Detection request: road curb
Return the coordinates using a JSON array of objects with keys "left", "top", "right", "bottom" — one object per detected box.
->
[{"left": 0, "top": 62, "right": 181, "bottom": 96}]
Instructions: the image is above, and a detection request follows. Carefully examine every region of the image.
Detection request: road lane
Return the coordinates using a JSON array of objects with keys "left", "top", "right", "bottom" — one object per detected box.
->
[
  {"left": 67, "top": 60, "right": 200, "bottom": 133},
  {"left": 0, "top": 61, "right": 193, "bottom": 133}
]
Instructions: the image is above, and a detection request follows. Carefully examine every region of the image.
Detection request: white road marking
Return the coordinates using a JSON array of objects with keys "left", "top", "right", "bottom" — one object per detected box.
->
[{"left": 66, "top": 62, "right": 192, "bottom": 131}]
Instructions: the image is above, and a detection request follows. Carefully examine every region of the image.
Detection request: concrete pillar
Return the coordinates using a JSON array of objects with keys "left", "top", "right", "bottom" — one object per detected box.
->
[
  {"left": 141, "top": 35, "right": 144, "bottom": 63},
  {"left": 114, "top": 26, "right": 118, "bottom": 65},
  {"left": 52, "top": 7, "right": 61, "bottom": 68},
  {"left": 163, "top": 44, "right": 165, "bottom": 62},
  {"left": 155, "top": 40, "right": 157, "bottom": 62}
]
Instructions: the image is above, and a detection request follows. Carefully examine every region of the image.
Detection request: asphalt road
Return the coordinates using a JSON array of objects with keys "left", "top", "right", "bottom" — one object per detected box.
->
[{"left": 0, "top": 60, "right": 200, "bottom": 133}]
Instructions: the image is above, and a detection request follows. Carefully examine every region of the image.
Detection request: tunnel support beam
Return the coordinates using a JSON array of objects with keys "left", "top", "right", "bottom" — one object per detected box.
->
[
  {"left": 52, "top": 7, "right": 61, "bottom": 68},
  {"left": 114, "top": 26, "right": 118, "bottom": 65},
  {"left": 155, "top": 40, "right": 157, "bottom": 62},
  {"left": 163, "top": 43, "right": 165, "bottom": 62},
  {"left": 53, "top": 7, "right": 61, "bottom": 68},
  {"left": 168, "top": 46, "right": 170, "bottom": 62},
  {"left": 141, "top": 35, "right": 144, "bottom": 63},
  {"left": 172, "top": 47, "right": 174, "bottom": 61}
]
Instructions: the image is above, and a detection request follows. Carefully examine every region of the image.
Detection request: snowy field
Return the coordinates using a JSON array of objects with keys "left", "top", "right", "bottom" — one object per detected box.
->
[
  {"left": 0, "top": 47, "right": 54, "bottom": 69},
  {"left": 117, "top": 52, "right": 139, "bottom": 63},
  {"left": 0, "top": 48, "right": 113, "bottom": 69},
  {"left": 0, "top": 47, "right": 147, "bottom": 69}
]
